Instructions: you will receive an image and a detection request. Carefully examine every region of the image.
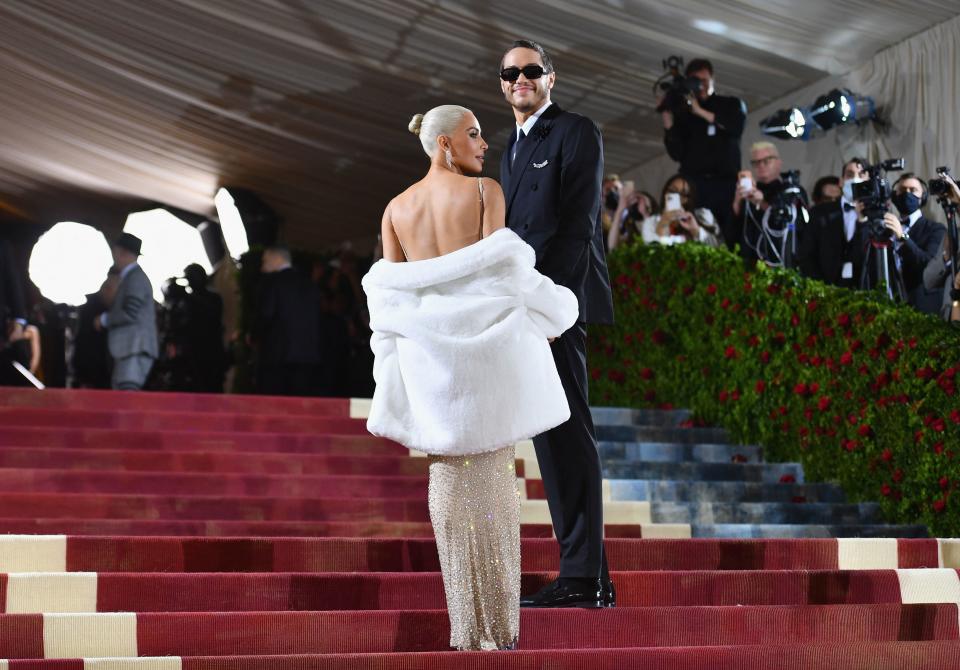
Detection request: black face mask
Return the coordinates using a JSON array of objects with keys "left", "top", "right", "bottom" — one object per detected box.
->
[
  {"left": 892, "top": 192, "right": 921, "bottom": 216},
  {"left": 604, "top": 190, "right": 620, "bottom": 212}
]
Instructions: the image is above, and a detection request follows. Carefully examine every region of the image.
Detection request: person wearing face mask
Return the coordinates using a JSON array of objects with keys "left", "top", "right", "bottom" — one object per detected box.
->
[
  {"left": 884, "top": 173, "right": 945, "bottom": 314},
  {"left": 798, "top": 157, "right": 869, "bottom": 287},
  {"left": 641, "top": 174, "right": 722, "bottom": 247}
]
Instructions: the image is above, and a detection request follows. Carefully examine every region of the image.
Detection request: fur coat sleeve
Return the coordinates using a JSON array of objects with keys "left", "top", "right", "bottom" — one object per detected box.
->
[{"left": 361, "top": 228, "right": 579, "bottom": 455}]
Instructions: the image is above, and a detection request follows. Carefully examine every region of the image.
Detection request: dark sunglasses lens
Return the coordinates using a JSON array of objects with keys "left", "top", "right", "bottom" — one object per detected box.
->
[
  {"left": 521, "top": 65, "right": 545, "bottom": 80},
  {"left": 500, "top": 67, "right": 521, "bottom": 81}
]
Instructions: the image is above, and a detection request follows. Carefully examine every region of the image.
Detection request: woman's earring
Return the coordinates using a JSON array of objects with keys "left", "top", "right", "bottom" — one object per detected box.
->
[{"left": 444, "top": 148, "right": 454, "bottom": 169}]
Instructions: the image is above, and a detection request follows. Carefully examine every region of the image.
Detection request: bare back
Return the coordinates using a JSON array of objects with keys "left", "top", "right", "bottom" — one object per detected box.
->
[{"left": 382, "top": 172, "right": 506, "bottom": 262}]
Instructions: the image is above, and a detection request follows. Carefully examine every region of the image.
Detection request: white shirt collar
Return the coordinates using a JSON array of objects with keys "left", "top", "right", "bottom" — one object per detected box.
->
[
  {"left": 905, "top": 209, "right": 922, "bottom": 227},
  {"left": 517, "top": 100, "right": 552, "bottom": 139}
]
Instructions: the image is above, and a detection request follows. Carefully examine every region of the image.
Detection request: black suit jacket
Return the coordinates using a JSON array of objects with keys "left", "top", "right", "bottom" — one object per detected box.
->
[
  {"left": 0, "top": 240, "right": 27, "bottom": 341},
  {"left": 798, "top": 201, "right": 867, "bottom": 286},
  {"left": 257, "top": 268, "right": 321, "bottom": 365},
  {"left": 898, "top": 215, "right": 945, "bottom": 315},
  {"left": 499, "top": 103, "right": 614, "bottom": 325}
]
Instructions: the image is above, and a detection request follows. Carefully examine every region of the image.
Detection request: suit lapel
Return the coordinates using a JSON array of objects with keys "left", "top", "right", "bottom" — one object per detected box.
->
[{"left": 505, "top": 103, "right": 562, "bottom": 212}]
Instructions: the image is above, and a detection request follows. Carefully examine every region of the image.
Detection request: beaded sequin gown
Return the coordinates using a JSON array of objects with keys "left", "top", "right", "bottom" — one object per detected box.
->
[{"left": 428, "top": 445, "right": 521, "bottom": 650}]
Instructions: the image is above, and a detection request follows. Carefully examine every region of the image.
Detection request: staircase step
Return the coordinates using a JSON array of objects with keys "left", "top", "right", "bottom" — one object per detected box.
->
[
  {"left": 603, "top": 460, "right": 804, "bottom": 483},
  {"left": 0, "top": 407, "right": 368, "bottom": 435},
  {"left": 15, "top": 643, "right": 960, "bottom": 670},
  {"left": 692, "top": 524, "right": 930, "bottom": 539},
  {"left": 591, "top": 407, "right": 691, "bottom": 426},
  {"left": 0, "top": 605, "right": 955, "bottom": 657},
  {"left": 2, "top": 536, "right": 947, "bottom": 573},
  {"left": 599, "top": 441, "right": 763, "bottom": 463},
  {"left": 4, "top": 569, "right": 959, "bottom": 613},
  {"left": 608, "top": 480, "right": 845, "bottom": 503},
  {"left": 650, "top": 502, "right": 882, "bottom": 525},
  {"left": 597, "top": 424, "right": 729, "bottom": 443}
]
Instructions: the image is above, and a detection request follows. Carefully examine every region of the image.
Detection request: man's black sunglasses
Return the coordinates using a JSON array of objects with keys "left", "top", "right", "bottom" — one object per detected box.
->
[{"left": 499, "top": 65, "right": 548, "bottom": 82}]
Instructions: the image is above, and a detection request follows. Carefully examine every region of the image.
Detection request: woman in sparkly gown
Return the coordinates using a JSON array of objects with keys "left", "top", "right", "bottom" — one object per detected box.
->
[{"left": 362, "top": 105, "right": 578, "bottom": 650}]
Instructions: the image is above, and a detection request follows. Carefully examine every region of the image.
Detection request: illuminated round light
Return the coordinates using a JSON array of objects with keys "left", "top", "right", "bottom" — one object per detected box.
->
[
  {"left": 29, "top": 222, "right": 113, "bottom": 306},
  {"left": 123, "top": 209, "right": 213, "bottom": 303}
]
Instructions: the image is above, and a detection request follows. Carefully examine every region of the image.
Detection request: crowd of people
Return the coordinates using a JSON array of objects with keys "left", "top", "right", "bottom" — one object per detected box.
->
[{"left": 603, "top": 57, "right": 960, "bottom": 322}]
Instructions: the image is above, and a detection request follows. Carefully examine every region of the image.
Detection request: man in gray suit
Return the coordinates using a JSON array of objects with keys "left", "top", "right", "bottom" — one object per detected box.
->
[{"left": 94, "top": 233, "right": 158, "bottom": 390}]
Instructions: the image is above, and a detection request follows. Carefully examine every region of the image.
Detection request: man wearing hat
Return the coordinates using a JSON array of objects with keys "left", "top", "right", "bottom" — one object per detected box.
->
[{"left": 94, "top": 233, "right": 158, "bottom": 390}]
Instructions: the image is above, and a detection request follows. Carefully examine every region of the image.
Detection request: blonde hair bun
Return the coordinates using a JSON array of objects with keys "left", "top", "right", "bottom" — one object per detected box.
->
[{"left": 408, "top": 113, "right": 424, "bottom": 136}]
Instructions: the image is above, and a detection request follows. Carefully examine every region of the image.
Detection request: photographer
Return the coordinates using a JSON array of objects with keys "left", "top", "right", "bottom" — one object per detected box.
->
[
  {"left": 798, "top": 157, "right": 869, "bottom": 287},
  {"left": 734, "top": 142, "right": 809, "bottom": 266},
  {"left": 607, "top": 182, "right": 659, "bottom": 251},
  {"left": 883, "top": 173, "right": 945, "bottom": 314},
  {"left": 922, "top": 172, "right": 960, "bottom": 322},
  {"left": 661, "top": 58, "right": 746, "bottom": 249}
]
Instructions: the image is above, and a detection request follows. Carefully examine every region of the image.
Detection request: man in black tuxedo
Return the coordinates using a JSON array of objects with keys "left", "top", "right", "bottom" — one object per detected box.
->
[
  {"left": 882, "top": 173, "right": 945, "bottom": 314},
  {"left": 799, "top": 158, "right": 870, "bottom": 287},
  {"left": 256, "top": 245, "right": 321, "bottom": 396},
  {"left": 498, "top": 40, "right": 615, "bottom": 609},
  {"left": 0, "top": 239, "right": 29, "bottom": 385}
]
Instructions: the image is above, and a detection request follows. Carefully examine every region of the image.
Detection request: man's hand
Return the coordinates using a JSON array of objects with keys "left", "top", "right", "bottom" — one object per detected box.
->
[
  {"left": 883, "top": 212, "right": 905, "bottom": 240},
  {"left": 687, "top": 95, "right": 716, "bottom": 124},
  {"left": 945, "top": 174, "right": 960, "bottom": 205},
  {"left": 676, "top": 212, "right": 700, "bottom": 237}
]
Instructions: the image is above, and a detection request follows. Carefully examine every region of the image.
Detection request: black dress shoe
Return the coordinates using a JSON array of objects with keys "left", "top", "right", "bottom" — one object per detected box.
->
[
  {"left": 519, "top": 578, "right": 603, "bottom": 608},
  {"left": 602, "top": 580, "right": 616, "bottom": 608}
]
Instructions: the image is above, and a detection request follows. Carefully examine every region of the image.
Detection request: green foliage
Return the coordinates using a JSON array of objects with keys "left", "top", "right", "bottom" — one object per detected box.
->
[{"left": 590, "top": 241, "right": 960, "bottom": 535}]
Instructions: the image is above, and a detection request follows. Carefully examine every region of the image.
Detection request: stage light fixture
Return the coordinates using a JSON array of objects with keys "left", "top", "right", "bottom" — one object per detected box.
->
[
  {"left": 214, "top": 188, "right": 250, "bottom": 260},
  {"left": 28, "top": 221, "right": 113, "bottom": 306},
  {"left": 123, "top": 208, "right": 213, "bottom": 303},
  {"left": 760, "top": 107, "right": 809, "bottom": 141}
]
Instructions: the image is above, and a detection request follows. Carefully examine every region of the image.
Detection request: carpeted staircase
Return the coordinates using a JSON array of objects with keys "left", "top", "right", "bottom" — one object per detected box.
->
[{"left": 0, "top": 387, "right": 957, "bottom": 669}]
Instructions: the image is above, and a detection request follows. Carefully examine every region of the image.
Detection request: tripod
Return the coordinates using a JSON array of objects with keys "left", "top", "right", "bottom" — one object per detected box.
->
[{"left": 859, "top": 229, "right": 907, "bottom": 302}]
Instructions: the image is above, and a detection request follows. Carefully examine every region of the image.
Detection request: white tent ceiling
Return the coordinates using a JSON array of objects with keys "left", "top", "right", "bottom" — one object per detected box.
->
[{"left": 1, "top": 0, "right": 958, "bottom": 250}]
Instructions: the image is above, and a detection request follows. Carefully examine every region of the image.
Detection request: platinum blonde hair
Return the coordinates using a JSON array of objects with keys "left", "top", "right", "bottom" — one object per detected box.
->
[
  {"left": 408, "top": 105, "right": 471, "bottom": 158},
  {"left": 750, "top": 140, "right": 780, "bottom": 157}
]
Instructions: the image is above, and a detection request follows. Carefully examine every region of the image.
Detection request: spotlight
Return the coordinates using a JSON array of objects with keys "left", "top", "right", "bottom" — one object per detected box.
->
[
  {"left": 214, "top": 188, "right": 250, "bottom": 260},
  {"left": 760, "top": 107, "right": 810, "bottom": 141},
  {"left": 29, "top": 222, "right": 113, "bottom": 306},
  {"left": 810, "top": 88, "right": 875, "bottom": 130},
  {"left": 123, "top": 209, "right": 213, "bottom": 303}
]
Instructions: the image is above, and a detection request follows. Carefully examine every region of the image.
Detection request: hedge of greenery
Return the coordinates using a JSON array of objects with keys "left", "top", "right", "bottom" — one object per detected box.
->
[{"left": 588, "top": 241, "right": 960, "bottom": 536}]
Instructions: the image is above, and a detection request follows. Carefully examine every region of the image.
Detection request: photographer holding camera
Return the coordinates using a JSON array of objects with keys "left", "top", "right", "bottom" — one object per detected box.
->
[
  {"left": 922, "top": 170, "right": 960, "bottom": 322},
  {"left": 883, "top": 173, "right": 945, "bottom": 314},
  {"left": 734, "top": 142, "right": 809, "bottom": 266},
  {"left": 799, "top": 158, "right": 869, "bottom": 287},
  {"left": 660, "top": 58, "right": 746, "bottom": 250}
]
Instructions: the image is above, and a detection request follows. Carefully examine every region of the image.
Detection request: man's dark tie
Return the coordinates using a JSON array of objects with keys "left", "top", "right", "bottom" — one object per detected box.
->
[{"left": 511, "top": 130, "right": 526, "bottom": 166}]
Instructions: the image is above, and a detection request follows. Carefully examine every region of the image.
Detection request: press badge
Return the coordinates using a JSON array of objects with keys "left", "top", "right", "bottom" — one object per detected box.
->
[
  {"left": 707, "top": 124, "right": 716, "bottom": 136},
  {"left": 841, "top": 262, "right": 853, "bottom": 279}
]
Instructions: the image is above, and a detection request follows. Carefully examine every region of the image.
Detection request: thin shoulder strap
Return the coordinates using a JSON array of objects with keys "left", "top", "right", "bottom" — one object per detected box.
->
[{"left": 478, "top": 178, "right": 485, "bottom": 240}]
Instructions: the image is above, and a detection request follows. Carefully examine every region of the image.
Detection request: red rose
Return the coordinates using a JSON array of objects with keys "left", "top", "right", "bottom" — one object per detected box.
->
[
  {"left": 840, "top": 351, "right": 853, "bottom": 366},
  {"left": 934, "top": 442, "right": 945, "bottom": 455},
  {"left": 885, "top": 348, "right": 899, "bottom": 362},
  {"left": 915, "top": 430, "right": 925, "bottom": 444},
  {"left": 767, "top": 284, "right": 780, "bottom": 295},
  {"left": 640, "top": 368, "right": 654, "bottom": 380},
  {"left": 950, "top": 410, "right": 960, "bottom": 424},
  {"left": 881, "top": 483, "right": 892, "bottom": 497},
  {"left": 779, "top": 474, "right": 796, "bottom": 484},
  {"left": 837, "top": 313, "right": 850, "bottom": 327},
  {"left": 790, "top": 314, "right": 799, "bottom": 327},
  {"left": 822, "top": 326, "right": 835, "bottom": 338},
  {"left": 807, "top": 300, "right": 819, "bottom": 312},
  {"left": 818, "top": 396, "right": 832, "bottom": 411},
  {"left": 724, "top": 346, "right": 738, "bottom": 359},
  {"left": 706, "top": 283, "right": 717, "bottom": 295},
  {"left": 720, "top": 298, "right": 731, "bottom": 309},
  {"left": 719, "top": 390, "right": 729, "bottom": 403},
  {"left": 858, "top": 425, "right": 873, "bottom": 438},
  {"left": 755, "top": 380, "right": 767, "bottom": 394},
  {"left": 731, "top": 389, "right": 741, "bottom": 401},
  {"left": 761, "top": 351, "right": 771, "bottom": 364},
  {"left": 743, "top": 281, "right": 753, "bottom": 293},
  {"left": 916, "top": 367, "right": 935, "bottom": 380},
  {"left": 933, "top": 498, "right": 947, "bottom": 513},
  {"left": 843, "top": 439, "right": 859, "bottom": 452},
  {"left": 940, "top": 477, "right": 950, "bottom": 491},
  {"left": 799, "top": 427, "right": 809, "bottom": 437},
  {"left": 932, "top": 418, "right": 946, "bottom": 432},
  {"left": 881, "top": 448, "right": 893, "bottom": 462},
  {"left": 892, "top": 469, "right": 903, "bottom": 483},
  {"left": 590, "top": 368, "right": 602, "bottom": 381},
  {"left": 651, "top": 330, "right": 667, "bottom": 345},
  {"left": 809, "top": 382, "right": 820, "bottom": 394}
]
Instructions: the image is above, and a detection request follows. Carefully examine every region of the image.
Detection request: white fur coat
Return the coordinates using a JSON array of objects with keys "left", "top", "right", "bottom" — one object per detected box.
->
[{"left": 362, "top": 228, "right": 579, "bottom": 456}]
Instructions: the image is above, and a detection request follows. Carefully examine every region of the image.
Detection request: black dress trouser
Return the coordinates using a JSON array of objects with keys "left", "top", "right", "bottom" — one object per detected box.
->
[{"left": 532, "top": 322, "right": 609, "bottom": 581}]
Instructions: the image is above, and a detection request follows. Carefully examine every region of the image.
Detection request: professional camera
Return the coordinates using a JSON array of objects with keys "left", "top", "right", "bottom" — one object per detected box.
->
[
  {"left": 654, "top": 55, "right": 703, "bottom": 113},
  {"left": 930, "top": 166, "right": 954, "bottom": 198},
  {"left": 852, "top": 158, "right": 905, "bottom": 240},
  {"left": 763, "top": 170, "right": 804, "bottom": 227}
]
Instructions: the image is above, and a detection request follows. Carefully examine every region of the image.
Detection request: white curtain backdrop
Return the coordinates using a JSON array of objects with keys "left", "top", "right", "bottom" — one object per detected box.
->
[{"left": 627, "top": 13, "right": 960, "bottom": 220}]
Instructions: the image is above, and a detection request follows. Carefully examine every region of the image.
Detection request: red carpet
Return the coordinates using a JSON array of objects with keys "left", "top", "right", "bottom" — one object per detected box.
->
[{"left": 0, "top": 387, "right": 957, "bottom": 669}]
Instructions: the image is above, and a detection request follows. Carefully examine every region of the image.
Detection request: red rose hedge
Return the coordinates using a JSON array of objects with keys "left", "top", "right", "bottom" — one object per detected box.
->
[{"left": 589, "top": 242, "right": 960, "bottom": 535}]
